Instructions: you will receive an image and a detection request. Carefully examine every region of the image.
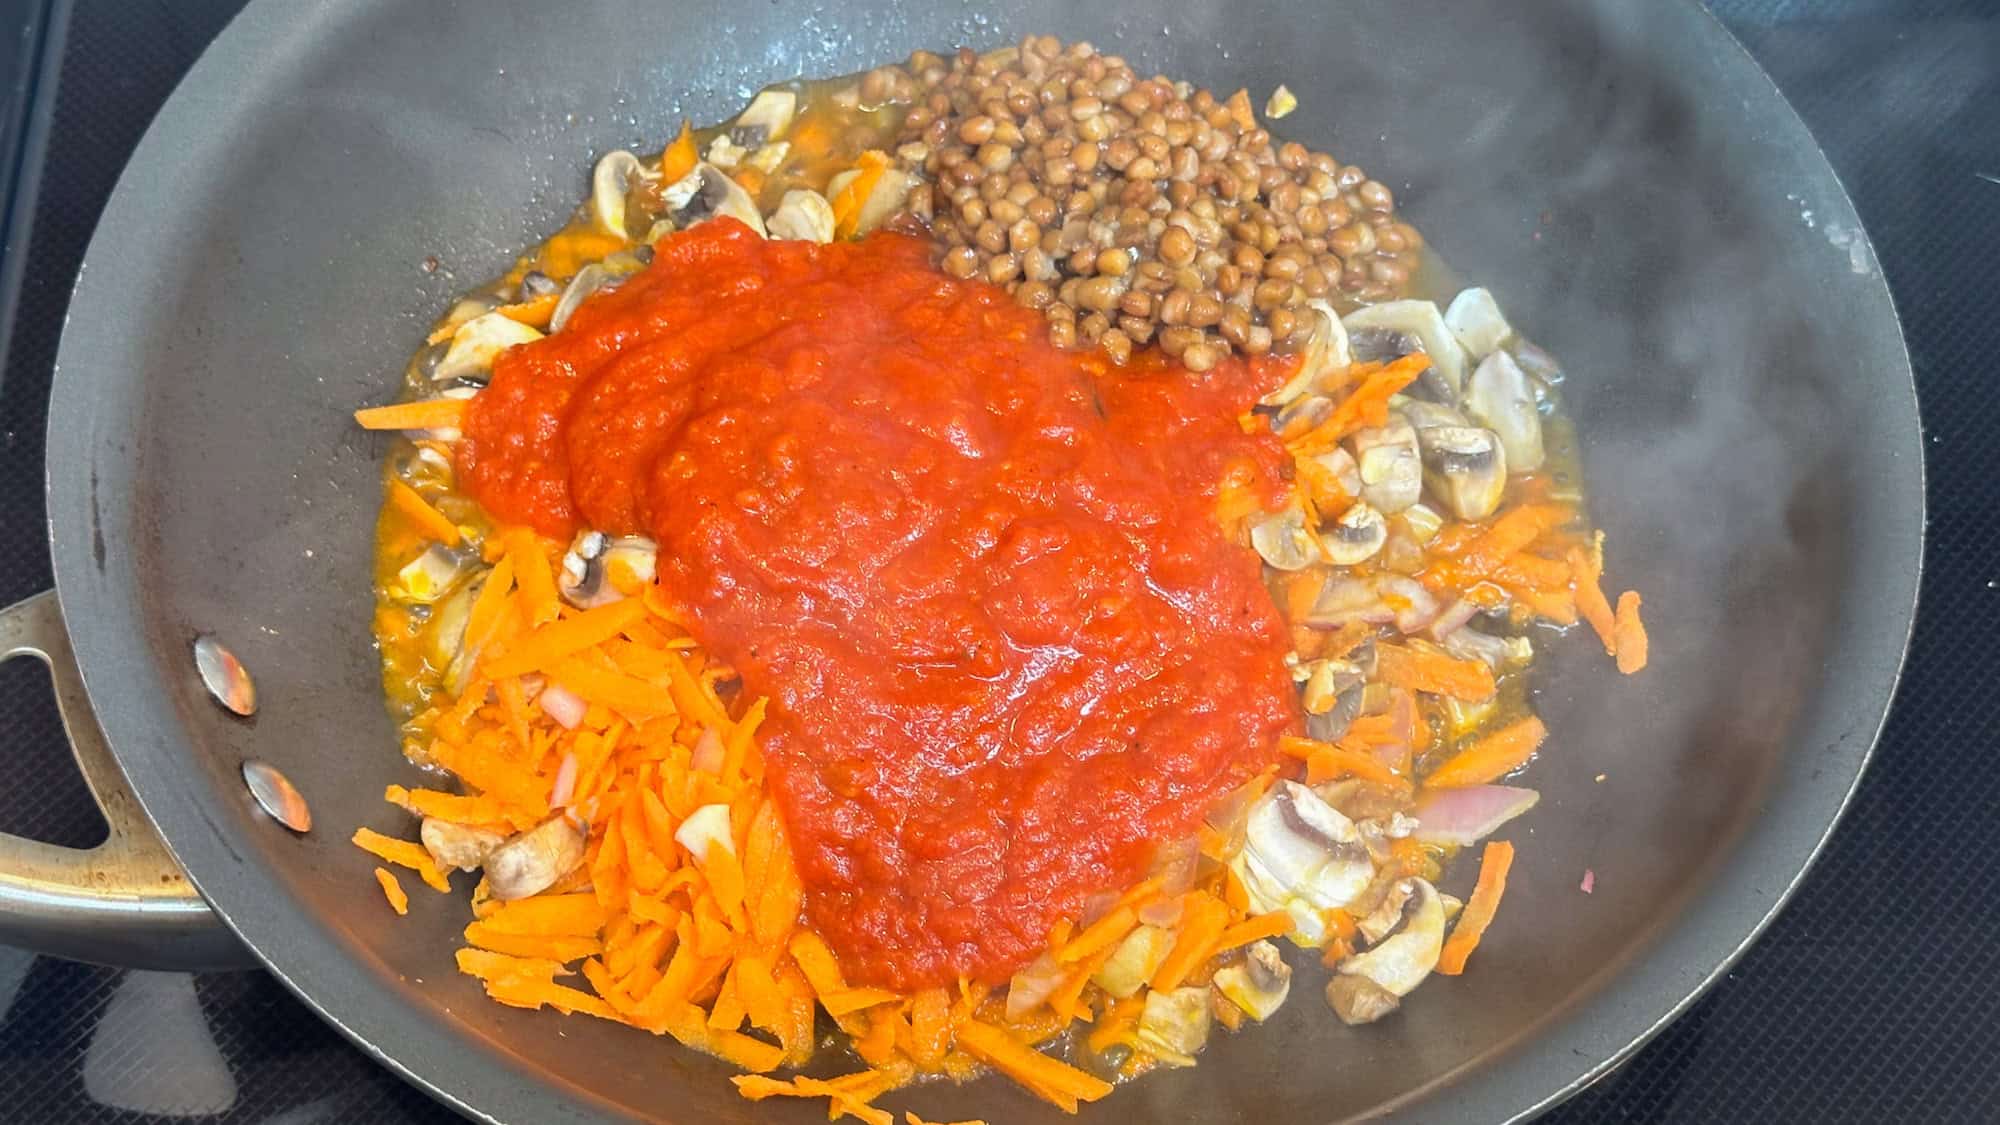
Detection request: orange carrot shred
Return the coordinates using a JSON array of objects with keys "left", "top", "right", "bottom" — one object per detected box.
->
[
  {"left": 353, "top": 399, "right": 466, "bottom": 432},
  {"left": 484, "top": 598, "right": 648, "bottom": 679},
  {"left": 1057, "top": 905, "right": 1137, "bottom": 964},
  {"left": 1438, "top": 840, "right": 1516, "bottom": 974},
  {"left": 1614, "top": 590, "right": 1649, "bottom": 674},
  {"left": 373, "top": 867, "right": 409, "bottom": 915},
  {"left": 1424, "top": 715, "right": 1548, "bottom": 789},
  {"left": 387, "top": 480, "right": 462, "bottom": 546},
  {"left": 659, "top": 119, "right": 699, "bottom": 183},
  {"left": 1569, "top": 543, "right": 1617, "bottom": 655},
  {"left": 351, "top": 828, "right": 450, "bottom": 892},
  {"left": 1374, "top": 643, "right": 1497, "bottom": 701},
  {"left": 1211, "top": 910, "right": 1294, "bottom": 953}
]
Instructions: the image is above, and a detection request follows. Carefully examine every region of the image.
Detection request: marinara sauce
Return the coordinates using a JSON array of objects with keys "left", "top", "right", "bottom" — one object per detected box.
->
[{"left": 462, "top": 220, "right": 1300, "bottom": 988}]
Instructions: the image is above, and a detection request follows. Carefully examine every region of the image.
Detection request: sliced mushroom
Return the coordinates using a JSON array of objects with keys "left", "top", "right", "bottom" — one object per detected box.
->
[
  {"left": 517, "top": 270, "right": 562, "bottom": 301},
  {"left": 704, "top": 133, "right": 749, "bottom": 169},
  {"left": 1250, "top": 505, "right": 1319, "bottom": 572},
  {"left": 1320, "top": 501, "right": 1388, "bottom": 566},
  {"left": 744, "top": 141, "right": 791, "bottom": 174},
  {"left": 1353, "top": 878, "right": 1420, "bottom": 945},
  {"left": 731, "top": 89, "right": 798, "bottom": 146},
  {"left": 1305, "top": 675, "right": 1366, "bottom": 743},
  {"left": 1135, "top": 986, "right": 1212, "bottom": 1066},
  {"left": 484, "top": 815, "right": 587, "bottom": 901},
  {"left": 1303, "top": 447, "right": 1361, "bottom": 509},
  {"left": 1349, "top": 418, "right": 1422, "bottom": 513},
  {"left": 434, "top": 312, "right": 543, "bottom": 383},
  {"left": 435, "top": 295, "right": 500, "bottom": 340},
  {"left": 824, "top": 166, "right": 917, "bottom": 237},
  {"left": 1443, "top": 287, "right": 1513, "bottom": 360},
  {"left": 558, "top": 531, "right": 659, "bottom": 608},
  {"left": 662, "top": 163, "right": 767, "bottom": 237},
  {"left": 1419, "top": 426, "right": 1508, "bottom": 521},
  {"left": 425, "top": 578, "right": 478, "bottom": 675},
  {"left": 1343, "top": 300, "right": 1467, "bottom": 398},
  {"left": 1441, "top": 626, "right": 1533, "bottom": 672},
  {"left": 1261, "top": 299, "right": 1350, "bottom": 407},
  {"left": 1299, "top": 658, "right": 1364, "bottom": 717},
  {"left": 392, "top": 543, "right": 473, "bottom": 604},
  {"left": 548, "top": 262, "right": 636, "bottom": 334},
  {"left": 1212, "top": 940, "right": 1293, "bottom": 1022},
  {"left": 1231, "top": 781, "right": 1376, "bottom": 947},
  {"left": 421, "top": 818, "right": 507, "bottom": 872},
  {"left": 1313, "top": 779, "right": 1412, "bottom": 826},
  {"left": 1325, "top": 975, "right": 1401, "bottom": 1025},
  {"left": 767, "top": 189, "right": 836, "bottom": 242},
  {"left": 1277, "top": 399, "right": 1333, "bottom": 446},
  {"left": 1464, "top": 349, "right": 1545, "bottom": 472},
  {"left": 1305, "top": 576, "right": 1396, "bottom": 631},
  {"left": 1401, "top": 502, "right": 1445, "bottom": 544},
  {"left": 1397, "top": 398, "right": 1470, "bottom": 434},
  {"left": 1327, "top": 877, "right": 1445, "bottom": 1025},
  {"left": 547, "top": 264, "right": 607, "bottom": 334},
  {"left": 1509, "top": 338, "right": 1564, "bottom": 388},
  {"left": 590, "top": 149, "right": 651, "bottom": 239}
]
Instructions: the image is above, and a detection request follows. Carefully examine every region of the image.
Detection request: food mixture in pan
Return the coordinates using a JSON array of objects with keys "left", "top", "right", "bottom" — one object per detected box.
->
[{"left": 353, "top": 37, "right": 1647, "bottom": 1122}]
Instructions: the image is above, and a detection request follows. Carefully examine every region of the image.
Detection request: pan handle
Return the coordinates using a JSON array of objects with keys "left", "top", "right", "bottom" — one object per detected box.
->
[{"left": 0, "top": 591, "right": 251, "bottom": 970}]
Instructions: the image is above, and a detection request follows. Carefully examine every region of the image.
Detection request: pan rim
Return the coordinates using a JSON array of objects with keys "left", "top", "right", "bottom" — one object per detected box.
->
[{"left": 42, "top": 0, "right": 1924, "bottom": 1122}]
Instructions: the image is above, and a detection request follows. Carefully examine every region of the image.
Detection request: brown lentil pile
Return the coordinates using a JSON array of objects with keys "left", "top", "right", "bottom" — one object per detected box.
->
[{"left": 869, "top": 36, "right": 1425, "bottom": 370}]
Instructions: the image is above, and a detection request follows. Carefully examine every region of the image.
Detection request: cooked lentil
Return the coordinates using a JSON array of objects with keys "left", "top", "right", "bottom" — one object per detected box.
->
[{"left": 878, "top": 37, "right": 1422, "bottom": 363}]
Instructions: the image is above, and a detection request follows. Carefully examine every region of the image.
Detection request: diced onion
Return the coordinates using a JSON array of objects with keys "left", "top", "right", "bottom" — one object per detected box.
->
[
  {"left": 1410, "top": 785, "right": 1540, "bottom": 847},
  {"left": 691, "top": 728, "right": 726, "bottom": 775},
  {"left": 1005, "top": 952, "right": 1067, "bottom": 1021},
  {"left": 549, "top": 752, "right": 578, "bottom": 809},
  {"left": 540, "top": 683, "right": 587, "bottom": 730}
]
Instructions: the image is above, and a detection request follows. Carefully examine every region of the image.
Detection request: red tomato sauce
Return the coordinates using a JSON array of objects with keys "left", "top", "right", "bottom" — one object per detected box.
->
[{"left": 462, "top": 220, "right": 1301, "bottom": 987}]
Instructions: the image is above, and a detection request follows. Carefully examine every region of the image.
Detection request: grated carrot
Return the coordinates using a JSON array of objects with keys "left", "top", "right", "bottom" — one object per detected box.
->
[
  {"left": 1148, "top": 894, "right": 1230, "bottom": 992},
  {"left": 373, "top": 867, "right": 409, "bottom": 915},
  {"left": 1057, "top": 906, "right": 1138, "bottom": 964},
  {"left": 387, "top": 480, "right": 462, "bottom": 546},
  {"left": 504, "top": 529, "right": 561, "bottom": 628},
  {"left": 823, "top": 987, "right": 901, "bottom": 1017},
  {"left": 1614, "top": 590, "right": 1649, "bottom": 674},
  {"left": 1569, "top": 541, "right": 1617, "bottom": 655},
  {"left": 1211, "top": 910, "right": 1293, "bottom": 954},
  {"left": 1425, "top": 715, "right": 1547, "bottom": 789},
  {"left": 1374, "top": 643, "right": 1497, "bottom": 701},
  {"left": 352, "top": 828, "right": 451, "bottom": 892},
  {"left": 956, "top": 1020, "right": 1113, "bottom": 1109},
  {"left": 476, "top": 892, "right": 607, "bottom": 937},
  {"left": 483, "top": 599, "right": 648, "bottom": 679},
  {"left": 1285, "top": 354, "right": 1428, "bottom": 451},
  {"left": 353, "top": 398, "right": 466, "bottom": 432},
  {"left": 1461, "top": 503, "right": 1571, "bottom": 574},
  {"left": 831, "top": 151, "right": 892, "bottom": 239},
  {"left": 1437, "top": 840, "right": 1515, "bottom": 974},
  {"left": 659, "top": 119, "right": 699, "bottom": 183}
]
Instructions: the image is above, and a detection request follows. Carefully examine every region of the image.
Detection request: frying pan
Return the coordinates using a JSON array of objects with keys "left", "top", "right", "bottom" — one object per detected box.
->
[{"left": 0, "top": 0, "right": 1921, "bottom": 1121}]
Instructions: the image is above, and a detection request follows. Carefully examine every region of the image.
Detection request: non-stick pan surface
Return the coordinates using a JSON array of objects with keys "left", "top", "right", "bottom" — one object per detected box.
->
[{"left": 41, "top": 0, "right": 1920, "bottom": 1121}]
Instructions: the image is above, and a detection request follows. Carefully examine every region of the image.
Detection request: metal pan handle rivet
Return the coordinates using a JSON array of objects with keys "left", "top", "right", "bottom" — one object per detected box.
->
[
  {"left": 193, "top": 635, "right": 256, "bottom": 716},
  {"left": 241, "top": 760, "right": 311, "bottom": 833}
]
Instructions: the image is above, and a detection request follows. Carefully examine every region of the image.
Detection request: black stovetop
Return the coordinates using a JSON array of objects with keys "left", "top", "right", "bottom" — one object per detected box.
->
[{"left": 0, "top": 1, "right": 1993, "bottom": 1121}]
